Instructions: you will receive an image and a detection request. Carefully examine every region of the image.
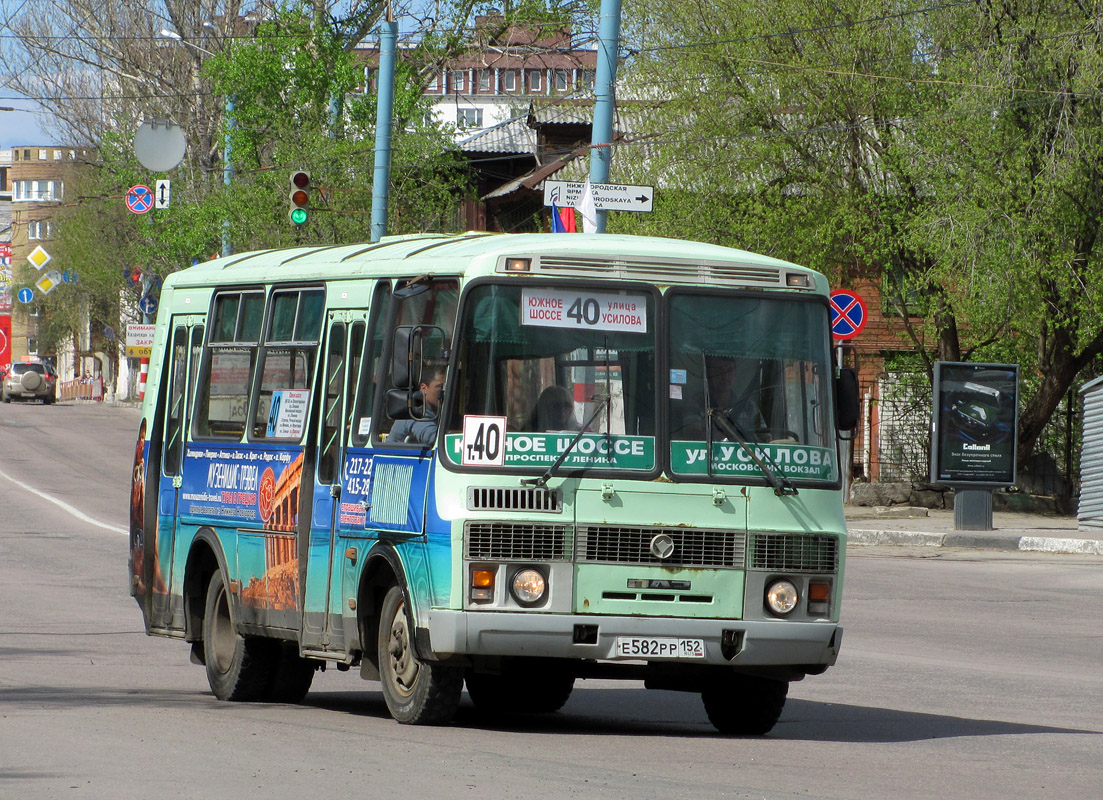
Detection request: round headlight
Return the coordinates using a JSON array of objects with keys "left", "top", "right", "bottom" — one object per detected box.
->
[
  {"left": 511, "top": 568, "right": 547, "bottom": 606},
  {"left": 765, "top": 579, "right": 799, "bottom": 616}
]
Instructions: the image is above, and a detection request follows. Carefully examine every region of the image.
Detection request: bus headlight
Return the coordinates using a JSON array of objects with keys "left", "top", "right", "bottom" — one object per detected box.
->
[
  {"left": 510, "top": 568, "right": 547, "bottom": 607},
  {"left": 765, "top": 579, "right": 799, "bottom": 616}
]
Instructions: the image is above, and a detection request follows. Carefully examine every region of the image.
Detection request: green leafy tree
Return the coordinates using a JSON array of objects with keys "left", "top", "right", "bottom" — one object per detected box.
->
[{"left": 618, "top": 0, "right": 1103, "bottom": 468}]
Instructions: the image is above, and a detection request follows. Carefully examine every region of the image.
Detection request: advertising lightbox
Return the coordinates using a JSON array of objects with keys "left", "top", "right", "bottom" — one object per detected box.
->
[{"left": 930, "top": 362, "right": 1018, "bottom": 486}]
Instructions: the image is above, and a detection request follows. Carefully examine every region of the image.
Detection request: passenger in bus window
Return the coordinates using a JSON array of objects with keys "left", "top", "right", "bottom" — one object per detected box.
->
[
  {"left": 529, "top": 385, "right": 581, "bottom": 432},
  {"left": 389, "top": 367, "right": 446, "bottom": 445}
]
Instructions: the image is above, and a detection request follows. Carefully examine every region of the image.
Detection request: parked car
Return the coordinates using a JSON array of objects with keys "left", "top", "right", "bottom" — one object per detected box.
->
[{"left": 2, "top": 362, "right": 57, "bottom": 404}]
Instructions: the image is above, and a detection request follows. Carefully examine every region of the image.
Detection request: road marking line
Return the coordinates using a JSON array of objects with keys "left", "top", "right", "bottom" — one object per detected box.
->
[{"left": 0, "top": 468, "right": 127, "bottom": 535}]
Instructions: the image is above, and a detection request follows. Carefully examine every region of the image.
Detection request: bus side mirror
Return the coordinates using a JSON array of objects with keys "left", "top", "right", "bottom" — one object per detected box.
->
[
  {"left": 386, "top": 388, "right": 413, "bottom": 420},
  {"left": 836, "top": 368, "right": 859, "bottom": 431},
  {"left": 391, "top": 326, "right": 415, "bottom": 390}
]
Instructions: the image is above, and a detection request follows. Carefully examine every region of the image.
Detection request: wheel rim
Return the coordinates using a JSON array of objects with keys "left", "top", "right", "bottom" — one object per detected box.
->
[
  {"left": 385, "top": 598, "right": 419, "bottom": 697},
  {"left": 209, "top": 582, "right": 236, "bottom": 674}
]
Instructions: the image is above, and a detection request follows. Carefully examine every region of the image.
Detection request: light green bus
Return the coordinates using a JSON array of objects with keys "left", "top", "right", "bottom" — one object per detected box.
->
[{"left": 129, "top": 232, "right": 858, "bottom": 734}]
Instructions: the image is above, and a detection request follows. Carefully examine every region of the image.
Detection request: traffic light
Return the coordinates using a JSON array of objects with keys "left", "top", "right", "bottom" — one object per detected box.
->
[{"left": 289, "top": 170, "right": 310, "bottom": 225}]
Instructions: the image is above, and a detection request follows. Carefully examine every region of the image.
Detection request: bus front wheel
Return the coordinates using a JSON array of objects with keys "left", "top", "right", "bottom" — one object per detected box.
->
[
  {"left": 202, "top": 570, "right": 275, "bottom": 701},
  {"left": 701, "top": 675, "right": 789, "bottom": 735},
  {"left": 377, "top": 584, "right": 462, "bottom": 725}
]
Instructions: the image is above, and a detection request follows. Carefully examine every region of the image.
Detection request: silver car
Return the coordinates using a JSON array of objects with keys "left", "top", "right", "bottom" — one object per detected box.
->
[{"left": 2, "top": 362, "right": 57, "bottom": 404}]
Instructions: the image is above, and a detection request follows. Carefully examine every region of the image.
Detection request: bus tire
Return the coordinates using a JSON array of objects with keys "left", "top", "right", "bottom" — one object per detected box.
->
[
  {"left": 465, "top": 663, "right": 574, "bottom": 715},
  {"left": 202, "top": 570, "right": 275, "bottom": 702},
  {"left": 266, "top": 643, "right": 315, "bottom": 704},
  {"left": 701, "top": 675, "right": 788, "bottom": 735},
  {"left": 377, "top": 584, "right": 462, "bottom": 725}
]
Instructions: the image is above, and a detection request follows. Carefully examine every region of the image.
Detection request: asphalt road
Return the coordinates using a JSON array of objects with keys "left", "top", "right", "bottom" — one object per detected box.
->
[{"left": 1, "top": 400, "right": 1101, "bottom": 799}]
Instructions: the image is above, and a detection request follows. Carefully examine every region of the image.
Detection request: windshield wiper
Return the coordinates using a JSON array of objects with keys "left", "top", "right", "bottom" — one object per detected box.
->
[
  {"left": 521, "top": 393, "right": 610, "bottom": 488},
  {"left": 709, "top": 407, "right": 799, "bottom": 497}
]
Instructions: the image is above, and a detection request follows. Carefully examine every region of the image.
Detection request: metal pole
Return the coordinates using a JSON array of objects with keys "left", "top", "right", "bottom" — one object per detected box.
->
[
  {"left": 222, "top": 94, "right": 235, "bottom": 257},
  {"left": 587, "top": 0, "right": 622, "bottom": 234},
  {"left": 370, "top": 11, "right": 398, "bottom": 243}
]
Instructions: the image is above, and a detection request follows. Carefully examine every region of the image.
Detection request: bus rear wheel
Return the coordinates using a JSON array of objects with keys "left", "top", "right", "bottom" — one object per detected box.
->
[
  {"left": 701, "top": 675, "right": 789, "bottom": 735},
  {"left": 202, "top": 570, "right": 275, "bottom": 701},
  {"left": 377, "top": 584, "right": 462, "bottom": 725}
]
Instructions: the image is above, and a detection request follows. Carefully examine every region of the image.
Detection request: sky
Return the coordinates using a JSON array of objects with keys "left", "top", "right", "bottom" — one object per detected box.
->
[{"left": 0, "top": 94, "right": 51, "bottom": 148}]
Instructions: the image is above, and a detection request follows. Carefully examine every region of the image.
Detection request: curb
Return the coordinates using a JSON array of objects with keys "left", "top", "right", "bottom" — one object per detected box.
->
[{"left": 848, "top": 529, "right": 1103, "bottom": 556}]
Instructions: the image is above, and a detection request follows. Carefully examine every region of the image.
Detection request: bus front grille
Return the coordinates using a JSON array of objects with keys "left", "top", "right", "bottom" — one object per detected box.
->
[
  {"left": 575, "top": 525, "right": 746, "bottom": 568},
  {"left": 464, "top": 522, "right": 571, "bottom": 561},
  {"left": 749, "top": 533, "right": 839, "bottom": 573}
]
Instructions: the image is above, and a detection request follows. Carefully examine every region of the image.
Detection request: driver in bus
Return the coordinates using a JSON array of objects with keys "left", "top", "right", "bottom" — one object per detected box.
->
[
  {"left": 529, "top": 385, "right": 581, "bottom": 432},
  {"left": 388, "top": 367, "right": 446, "bottom": 445}
]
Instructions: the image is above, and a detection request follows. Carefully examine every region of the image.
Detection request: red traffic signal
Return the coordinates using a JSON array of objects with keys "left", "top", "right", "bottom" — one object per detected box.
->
[{"left": 289, "top": 170, "right": 310, "bottom": 224}]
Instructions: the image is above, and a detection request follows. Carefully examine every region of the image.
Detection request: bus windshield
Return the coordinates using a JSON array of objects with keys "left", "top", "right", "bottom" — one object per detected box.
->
[
  {"left": 667, "top": 291, "right": 838, "bottom": 484},
  {"left": 443, "top": 282, "right": 658, "bottom": 474}
]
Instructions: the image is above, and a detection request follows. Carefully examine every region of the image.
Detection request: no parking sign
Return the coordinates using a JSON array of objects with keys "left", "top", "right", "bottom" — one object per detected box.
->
[{"left": 830, "top": 289, "right": 868, "bottom": 340}]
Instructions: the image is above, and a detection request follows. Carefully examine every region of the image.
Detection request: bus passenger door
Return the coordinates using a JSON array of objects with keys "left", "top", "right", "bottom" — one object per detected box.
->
[
  {"left": 302, "top": 311, "right": 366, "bottom": 652},
  {"left": 156, "top": 318, "right": 205, "bottom": 630}
]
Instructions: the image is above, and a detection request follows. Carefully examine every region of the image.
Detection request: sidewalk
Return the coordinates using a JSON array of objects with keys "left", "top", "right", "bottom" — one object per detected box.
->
[{"left": 846, "top": 506, "right": 1103, "bottom": 556}]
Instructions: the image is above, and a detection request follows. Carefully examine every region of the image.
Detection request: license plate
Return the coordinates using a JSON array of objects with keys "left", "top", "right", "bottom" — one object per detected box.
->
[{"left": 614, "top": 636, "right": 705, "bottom": 660}]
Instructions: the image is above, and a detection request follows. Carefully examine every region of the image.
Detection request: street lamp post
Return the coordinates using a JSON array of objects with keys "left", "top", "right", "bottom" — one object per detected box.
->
[{"left": 159, "top": 28, "right": 234, "bottom": 257}]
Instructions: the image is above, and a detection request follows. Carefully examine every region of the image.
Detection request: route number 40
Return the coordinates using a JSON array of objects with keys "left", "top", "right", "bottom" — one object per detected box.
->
[{"left": 462, "top": 416, "right": 507, "bottom": 467}]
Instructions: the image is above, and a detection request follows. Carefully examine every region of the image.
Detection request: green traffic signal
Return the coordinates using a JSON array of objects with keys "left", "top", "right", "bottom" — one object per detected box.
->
[{"left": 289, "top": 170, "right": 310, "bottom": 225}]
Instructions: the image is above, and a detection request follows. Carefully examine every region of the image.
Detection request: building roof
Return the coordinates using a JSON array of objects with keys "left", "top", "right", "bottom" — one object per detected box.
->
[{"left": 458, "top": 116, "right": 537, "bottom": 154}]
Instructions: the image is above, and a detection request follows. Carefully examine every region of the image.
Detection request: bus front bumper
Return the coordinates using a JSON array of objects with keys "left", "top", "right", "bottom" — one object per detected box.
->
[{"left": 424, "top": 610, "right": 842, "bottom": 670}]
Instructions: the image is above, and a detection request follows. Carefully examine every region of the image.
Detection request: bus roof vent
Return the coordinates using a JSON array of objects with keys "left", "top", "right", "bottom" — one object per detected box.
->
[
  {"left": 467, "top": 487, "right": 563, "bottom": 513},
  {"left": 532, "top": 256, "right": 784, "bottom": 287}
]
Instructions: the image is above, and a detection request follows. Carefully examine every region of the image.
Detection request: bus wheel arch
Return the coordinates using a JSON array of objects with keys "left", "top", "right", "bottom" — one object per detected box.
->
[
  {"left": 182, "top": 530, "right": 224, "bottom": 658},
  {"left": 358, "top": 544, "right": 462, "bottom": 725}
]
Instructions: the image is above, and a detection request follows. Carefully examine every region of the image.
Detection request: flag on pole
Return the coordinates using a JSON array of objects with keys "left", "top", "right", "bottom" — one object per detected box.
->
[
  {"left": 579, "top": 179, "right": 598, "bottom": 233},
  {"left": 560, "top": 205, "right": 576, "bottom": 232},
  {"left": 552, "top": 203, "right": 566, "bottom": 233},
  {"left": 552, "top": 203, "right": 577, "bottom": 233}
]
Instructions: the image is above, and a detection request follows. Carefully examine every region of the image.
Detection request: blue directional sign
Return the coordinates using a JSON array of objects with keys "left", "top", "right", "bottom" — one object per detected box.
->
[
  {"left": 138, "top": 294, "right": 158, "bottom": 315},
  {"left": 63, "top": 270, "right": 78, "bottom": 284},
  {"left": 17, "top": 287, "right": 34, "bottom": 304},
  {"left": 830, "top": 289, "right": 868, "bottom": 340}
]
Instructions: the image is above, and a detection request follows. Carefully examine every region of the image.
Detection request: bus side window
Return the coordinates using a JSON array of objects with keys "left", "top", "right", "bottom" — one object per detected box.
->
[
  {"left": 251, "top": 288, "right": 325, "bottom": 441},
  {"left": 194, "top": 291, "right": 264, "bottom": 439},
  {"left": 376, "top": 278, "right": 458, "bottom": 445}
]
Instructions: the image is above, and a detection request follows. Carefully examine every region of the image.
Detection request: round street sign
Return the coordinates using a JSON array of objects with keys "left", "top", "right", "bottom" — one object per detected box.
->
[
  {"left": 18, "top": 287, "right": 34, "bottom": 304},
  {"left": 63, "top": 270, "right": 78, "bottom": 284},
  {"left": 830, "top": 289, "right": 868, "bottom": 340},
  {"left": 126, "top": 184, "right": 154, "bottom": 214},
  {"left": 138, "top": 294, "right": 158, "bottom": 315},
  {"left": 134, "top": 119, "right": 187, "bottom": 172}
]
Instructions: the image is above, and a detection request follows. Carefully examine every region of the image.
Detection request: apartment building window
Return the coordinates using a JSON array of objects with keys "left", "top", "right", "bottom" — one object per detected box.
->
[
  {"left": 555, "top": 70, "right": 569, "bottom": 91},
  {"left": 452, "top": 70, "right": 466, "bottom": 92},
  {"left": 53, "top": 149, "right": 61, "bottom": 160},
  {"left": 528, "top": 70, "right": 542, "bottom": 93},
  {"left": 28, "top": 220, "right": 53, "bottom": 240},
  {"left": 38, "top": 149, "right": 47, "bottom": 160},
  {"left": 502, "top": 70, "right": 517, "bottom": 92},
  {"left": 457, "top": 108, "right": 483, "bottom": 128},
  {"left": 23, "top": 149, "right": 30, "bottom": 160},
  {"left": 478, "top": 69, "right": 491, "bottom": 93},
  {"left": 427, "top": 71, "right": 440, "bottom": 92}
]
